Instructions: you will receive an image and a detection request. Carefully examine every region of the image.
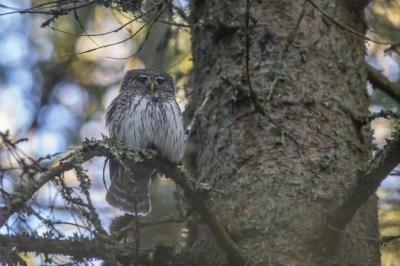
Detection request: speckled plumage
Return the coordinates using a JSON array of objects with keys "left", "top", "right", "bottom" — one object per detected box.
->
[{"left": 106, "top": 69, "right": 185, "bottom": 215}]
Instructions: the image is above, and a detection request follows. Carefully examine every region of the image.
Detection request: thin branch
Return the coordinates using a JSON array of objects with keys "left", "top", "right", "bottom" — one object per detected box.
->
[
  {"left": 242, "top": 1, "right": 301, "bottom": 152},
  {"left": 63, "top": 22, "right": 148, "bottom": 57},
  {"left": 318, "top": 127, "right": 400, "bottom": 247},
  {"left": 106, "top": 1, "right": 170, "bottom": 60},
  {"left": 50, "top": 5, "right": 156, "bottom": 37},
  {"left": 0, "top": 1, "right": 95, "bottom": 17},
  {"left": 111, "top": 213, "right": 184, "bottom": 240},
  {"left": 281, "top": 0, "right": 307, "bottom": 58},
  {"left": 73, "top": 0, "right": 100, "bottom": 48},
  {"left": 0, "top": 0, "right": 81, "bottom": 15},
  {"left": 172, "top": 2, "right": 189, "bottom": 22},
  {"left": 367, "top": 110, "right": 400, "bottom": 122},
  {"left": 306, "top": 0, "right": 394, "bottom": 45},
  {"left": 366, "top": 63, "right": 400, "bottom": 104},
  {"left": 244, "top": 0, "right": 265, "bottom": 116},
  {"left": 185, "top": 87, "right": 216, "bottom": 136},
  {"left": 381, "top": 235, "right": 400, "bottom": 247}
]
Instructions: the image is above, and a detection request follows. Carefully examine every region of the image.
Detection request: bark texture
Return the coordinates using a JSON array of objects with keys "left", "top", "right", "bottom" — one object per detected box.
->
[{"left": 188, "top": 0, "right": 380, "bottom": 265}]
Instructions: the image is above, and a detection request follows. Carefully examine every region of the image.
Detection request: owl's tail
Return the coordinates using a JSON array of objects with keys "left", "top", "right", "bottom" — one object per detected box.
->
[{"left": 106, "top": 158, "right": 154, "bottom": 216}]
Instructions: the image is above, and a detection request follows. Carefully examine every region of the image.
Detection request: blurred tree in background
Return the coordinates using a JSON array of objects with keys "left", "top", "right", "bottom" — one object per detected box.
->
[{"left": 0, "top": 0, "right": 399, "bottom": 265}]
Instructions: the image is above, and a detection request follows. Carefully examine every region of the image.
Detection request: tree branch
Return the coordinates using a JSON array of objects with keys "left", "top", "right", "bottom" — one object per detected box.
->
[
  {"left": 0, "top": 141, "right": 110, "bottom": 227},
  {"left": 318, "top": 64, "right": 400, "bottom": 239},
  {"left": 153, "top": 160, "right": 245, "bottom": 266},
  {"left": 306, "top": 0, "right": 390, "bottom": 45},
  {"left": 366, "top": 63, "right": 400, "bottom": 105},
  {"left": 0, "top": 138, "right": 244, "bottom": 265},
  {"left": 319, "top": 127, "right": 400, "bottom": 247},
  {"left": 0, "top": 234, "right": 150, "bottom": 263}
]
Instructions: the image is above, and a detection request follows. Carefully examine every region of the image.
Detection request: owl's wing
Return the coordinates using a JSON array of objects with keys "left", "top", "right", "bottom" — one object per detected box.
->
[
  {"left": 105, "top": 93, "right": 126, "bottom": 136},
  {"left": 106, "top": 93, "right": 155, "bottom": 215}
]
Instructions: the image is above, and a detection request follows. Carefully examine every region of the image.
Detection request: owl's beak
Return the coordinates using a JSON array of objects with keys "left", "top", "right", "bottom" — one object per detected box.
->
[{"left": 149, "top": 82, "right": 155, "bottom": 92}]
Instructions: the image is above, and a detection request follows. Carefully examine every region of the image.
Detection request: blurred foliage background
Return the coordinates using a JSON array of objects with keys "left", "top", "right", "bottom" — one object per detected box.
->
[
  {"left": 368, "top": 1, "right": 400, "bottom": 265},
  {"left": 0, "top": 0, "right": 192, "bottom": 264},
  {"left": 0, "top": 0, "right": 399, "bottom": 265}
]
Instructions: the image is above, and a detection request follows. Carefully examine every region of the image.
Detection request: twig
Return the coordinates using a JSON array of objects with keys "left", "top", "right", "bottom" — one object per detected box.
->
[
  {"left": 242, "top": 2, "right": 301, "bottom": 152},
  {"left": 50, "top": 5, "right": 156, "bottom": 37},
  {"left": 366, "top": 63, "right": 400, "bottom": 104},
  {"left": 73, "top": 0, "right": 100, "bottom": 48},
  {"left": 367, "top": 110, "right": 400, "bottom": 122},
  {"left": 106, "top": 1, "right": 170, "bottom": 60},
  {"left": 381, "top": 235, "right": 400, "bottom": 247},
  {"left": 111, "top": 213, "right": 184, "bottom": 240},
  {"left": 185, "top": 87, "right": 215, "bottom": 136},
  {"left": 281, "top": 0, "right": 307, "bottom": 58},
  {"left": 266, "top": 77, "right": 278, "bottom": 101},
  {"left": 306, "top": 0, "right": 394, "bottom": 45},
  {"left": 172, "top": 2, "right": 189, "bottom": 22},
  {"left": 244, "top": 0, "right": 265, "bottom": 116},
  {"left": 63, "top": 22, "right": 148, "bottom": 57},
  {"left": 0, "top": 0, "right": 94, "bottom": 17},
  {"left": 62, "top": 1, "right": 168, "bottom": 57}
]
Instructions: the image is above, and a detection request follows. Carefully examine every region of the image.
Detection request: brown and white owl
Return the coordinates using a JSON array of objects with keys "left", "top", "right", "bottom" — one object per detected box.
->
[{"left": 106, "top": 69, "right": 185, "bottom": 216}]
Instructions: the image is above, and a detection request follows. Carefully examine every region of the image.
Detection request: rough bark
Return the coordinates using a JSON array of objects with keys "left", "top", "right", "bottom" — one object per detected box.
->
[{"left": 188, "top": 0, "right": 380, "bottom": 265}]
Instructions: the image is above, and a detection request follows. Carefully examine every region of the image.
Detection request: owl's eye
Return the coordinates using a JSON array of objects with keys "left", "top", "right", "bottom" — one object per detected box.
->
[
  {"left": 137, "top": 75, "right": 148, "bottom": 83},
  {"left": 155, "top": 77, "right": 165, "bottom": 85}
]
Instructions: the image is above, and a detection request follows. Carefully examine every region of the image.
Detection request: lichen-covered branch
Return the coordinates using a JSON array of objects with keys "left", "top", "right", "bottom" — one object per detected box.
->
[
  {"left": 0, "top": 139, "right": 119, "bottom": 227},
  {"left": 0, "top": 138, "right": 243, "bottom": 265},
  {"left": 0, "top": 234, "right": 150, "bottom": 264}
]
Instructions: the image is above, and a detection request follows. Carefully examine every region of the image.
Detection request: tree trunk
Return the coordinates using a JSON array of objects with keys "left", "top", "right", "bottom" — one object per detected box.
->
[{"left": 188, "top": 0, "right": 380, "bottom": 265}]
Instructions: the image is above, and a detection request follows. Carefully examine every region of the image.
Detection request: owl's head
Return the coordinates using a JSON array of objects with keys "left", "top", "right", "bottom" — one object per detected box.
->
[{"left": 120, "top": 69, "right": 176, "bottom": 100}]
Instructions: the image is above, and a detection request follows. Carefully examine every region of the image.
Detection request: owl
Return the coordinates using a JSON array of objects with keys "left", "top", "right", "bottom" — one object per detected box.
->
[{"left": 106, "top": 69, "right": 186, "bottom": 216}]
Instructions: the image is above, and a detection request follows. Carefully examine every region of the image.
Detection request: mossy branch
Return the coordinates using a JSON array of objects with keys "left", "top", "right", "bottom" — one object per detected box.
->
[
  {"left": 0, "top": 234, "right": 151, "bottom": 264},
  {"left": 0, "top": 137, "right": 244, "bottom": 265}
]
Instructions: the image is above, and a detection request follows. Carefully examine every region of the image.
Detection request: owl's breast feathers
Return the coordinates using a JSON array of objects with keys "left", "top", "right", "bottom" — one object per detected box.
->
[{"left": 106, "top": 94, "right": 186, "bottom": 162}]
